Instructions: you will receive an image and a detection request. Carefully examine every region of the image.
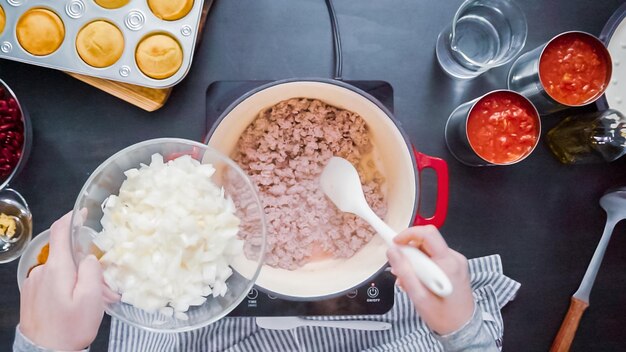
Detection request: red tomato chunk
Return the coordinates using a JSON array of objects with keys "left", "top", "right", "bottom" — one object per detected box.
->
[
  {"left": 467, "top": 92, "right": 539, "bottom": 164},
  {"left": 539, "top": 33, "right": 609, "bottom": 106}
]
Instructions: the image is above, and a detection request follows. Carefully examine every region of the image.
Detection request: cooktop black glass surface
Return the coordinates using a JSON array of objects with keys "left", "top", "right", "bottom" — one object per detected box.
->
[{"left": 205, "top": 80, "right": 395, "bottom": 317}]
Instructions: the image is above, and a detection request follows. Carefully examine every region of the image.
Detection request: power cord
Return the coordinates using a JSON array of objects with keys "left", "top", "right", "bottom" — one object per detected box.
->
[{"left": 325, "top": 0, "right": 343, "bottom": 80}]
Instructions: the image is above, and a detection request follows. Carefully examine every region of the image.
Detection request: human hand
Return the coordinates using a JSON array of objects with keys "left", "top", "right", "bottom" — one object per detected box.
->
[
  {"left": 387, "top": 225, "right": 474, "bottom": 335},
  {"left": 19, "top": 211, "right": 119, "bottom": 351}
]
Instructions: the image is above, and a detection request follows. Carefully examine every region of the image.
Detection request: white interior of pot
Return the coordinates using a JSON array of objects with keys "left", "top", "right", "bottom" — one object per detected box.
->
[{"left": 208, "top": 81, "right": 417, "bottom": 299}]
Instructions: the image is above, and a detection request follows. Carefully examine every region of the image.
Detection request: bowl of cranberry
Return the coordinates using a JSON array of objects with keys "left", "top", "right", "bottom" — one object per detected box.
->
[
  {"left": 0, "top": 78, "right": 33, "bottom": 264},
  {"left": 0, "top": 79, "right": 31, "bottom": 187}
]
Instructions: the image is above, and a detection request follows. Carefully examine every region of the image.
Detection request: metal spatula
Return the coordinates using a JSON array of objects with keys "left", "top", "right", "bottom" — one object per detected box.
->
[{"left": 550, "top": 187, "right": 626, "bottom": 351}]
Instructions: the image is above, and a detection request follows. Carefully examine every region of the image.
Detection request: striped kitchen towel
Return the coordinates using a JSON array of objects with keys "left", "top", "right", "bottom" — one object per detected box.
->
[{"left": 109, "top": 255, "right": 520, "bottom": 352}]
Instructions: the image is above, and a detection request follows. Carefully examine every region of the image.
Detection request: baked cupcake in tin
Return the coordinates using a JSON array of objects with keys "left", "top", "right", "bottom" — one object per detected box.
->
[
  {"left": 16, "top": 8, "right": 65, "bottom": 56},
  {"left": 148, "top": 0, "right": 194, "bottom": 21},
  {"left": 135, "top": 33, "right": 183, "bottom": 79},
  {"left": 0, "top": 6, "right": 6, "bottom": 35},
  {"left": 94, "top": 0, "right": 130, "bottom": 9},
  {"left": 76, "top": 21, "right": 124, "bottom": 68}
]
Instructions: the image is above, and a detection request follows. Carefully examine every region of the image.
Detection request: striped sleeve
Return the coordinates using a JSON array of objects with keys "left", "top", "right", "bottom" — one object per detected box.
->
[
  {"left": 108, "top": 255, "right": 520, "bottom": 352},
  {"left": 433, "top": 304, "right": 498, "bottom": 352}
]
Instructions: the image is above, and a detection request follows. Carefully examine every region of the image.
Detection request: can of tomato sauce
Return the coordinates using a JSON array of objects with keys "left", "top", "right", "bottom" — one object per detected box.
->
[
  {"left": 445, "top": 90, "right": 541, "bottom": 166},
  {"left": 508, "top": 31, "right": 612, "bottom": 115}
]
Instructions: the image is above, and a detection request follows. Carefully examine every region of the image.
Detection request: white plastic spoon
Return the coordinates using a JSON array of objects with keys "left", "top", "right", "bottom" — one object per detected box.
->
[
  {"left": 256, "top": 317, "right": 392, "bottom": 331},
  {"left": 320, "top": 157, "right": 453, "bottom": 297}
]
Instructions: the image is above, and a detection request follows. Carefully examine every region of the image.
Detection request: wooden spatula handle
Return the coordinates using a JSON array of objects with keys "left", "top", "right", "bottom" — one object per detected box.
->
[{"left": 550, "top": 297, "right": 589, "bottom": 352}]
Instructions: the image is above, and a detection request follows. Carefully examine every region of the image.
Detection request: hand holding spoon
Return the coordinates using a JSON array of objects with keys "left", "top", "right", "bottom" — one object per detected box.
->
[{"left": 320, "top": 157, "right": 453, "bottom": 297}]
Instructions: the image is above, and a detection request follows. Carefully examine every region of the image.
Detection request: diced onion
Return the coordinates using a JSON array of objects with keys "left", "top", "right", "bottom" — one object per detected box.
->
[{"left": 94, "top": 153, "right": 242, "bottom": 319}]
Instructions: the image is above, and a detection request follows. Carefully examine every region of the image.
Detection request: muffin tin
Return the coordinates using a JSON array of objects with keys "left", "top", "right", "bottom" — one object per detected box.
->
[{"left": 0, "top": 0, "right": 204, "bottom": 88}]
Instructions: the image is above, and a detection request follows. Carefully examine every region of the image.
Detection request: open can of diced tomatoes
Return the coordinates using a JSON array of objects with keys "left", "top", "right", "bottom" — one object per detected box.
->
[
  {"left": 445, "top": 89, "right": 541, "bottom": 166},
  {"left": 508, "top": 31, "right": 612, "bottom": 115}
]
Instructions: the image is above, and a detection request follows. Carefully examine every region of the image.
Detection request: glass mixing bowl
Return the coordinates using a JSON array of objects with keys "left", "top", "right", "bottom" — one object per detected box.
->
[{"left": 70, "top": 138, "right": 266, "bottom": 332}]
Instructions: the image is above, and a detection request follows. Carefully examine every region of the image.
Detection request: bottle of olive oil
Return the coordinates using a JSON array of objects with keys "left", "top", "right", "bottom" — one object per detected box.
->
[{"left": 547, "top": 109, "right": 626, "bottom": 164}]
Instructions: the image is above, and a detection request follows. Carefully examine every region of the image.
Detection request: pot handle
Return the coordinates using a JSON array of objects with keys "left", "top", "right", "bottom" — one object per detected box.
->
[{"left": 412, "top": 147, "right": 449, "bottom": 228}]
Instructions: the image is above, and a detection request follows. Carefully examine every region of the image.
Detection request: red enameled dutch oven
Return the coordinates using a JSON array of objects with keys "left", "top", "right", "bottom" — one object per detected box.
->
[{"left": 205, "top": 78, "right": 448, "bottom": 299}]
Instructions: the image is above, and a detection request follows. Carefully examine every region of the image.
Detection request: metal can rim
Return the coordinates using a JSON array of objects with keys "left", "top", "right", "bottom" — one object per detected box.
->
[
  {"left": 537, "top": 30, "right": 613, "bottom": 108},
  {"left": 464, "top": 89, "right": 542, "bottom": 166}
]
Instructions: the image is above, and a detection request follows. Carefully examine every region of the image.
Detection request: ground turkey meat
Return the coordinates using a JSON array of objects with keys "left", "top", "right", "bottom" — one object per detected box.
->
[{"left": 232, "top": 98, "right": 387, "bottom": 270}]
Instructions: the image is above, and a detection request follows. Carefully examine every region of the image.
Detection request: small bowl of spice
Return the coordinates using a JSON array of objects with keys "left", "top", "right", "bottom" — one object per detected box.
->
[
  {"left": 16, "top": 229, "right": 49, "bottom": 291},
  {"left": 0, "top": 78, "right": 33, "bottom": 264}
]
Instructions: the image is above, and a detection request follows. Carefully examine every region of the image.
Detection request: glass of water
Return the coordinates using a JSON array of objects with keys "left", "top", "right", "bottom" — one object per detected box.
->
[{"left": 436, "top": 0, "right": 527, "bottom": 79}]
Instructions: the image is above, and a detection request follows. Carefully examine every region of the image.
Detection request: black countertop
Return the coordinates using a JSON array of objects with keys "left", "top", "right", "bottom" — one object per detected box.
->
[{"left": 1, "top": 0, "right": 626, "bottom": 351}]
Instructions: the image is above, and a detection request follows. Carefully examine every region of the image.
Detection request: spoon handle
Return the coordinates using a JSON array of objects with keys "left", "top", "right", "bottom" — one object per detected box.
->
[
  {"left": 398, "top": 245, "right": 453, "bottom": 297},
  {"left": 549, "top": 297, "right": 588, "bottom": 352},
  {"left": 573, "top": 216, "right": 618, "bottom": 302},
  {"left": 307, "top": 319, "right": 392, "bottom": 331},
  {"left": 358, "top": 207, "right": 453, "bottom": 297}
]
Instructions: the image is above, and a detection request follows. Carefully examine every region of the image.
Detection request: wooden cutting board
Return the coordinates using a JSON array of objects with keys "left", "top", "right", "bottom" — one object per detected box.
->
[
  {"left": 66, "top": 1, "right": 213, "bottom": 112},
  {"left": 66, "top": 73, "right": 171, "bottom": 112}
]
